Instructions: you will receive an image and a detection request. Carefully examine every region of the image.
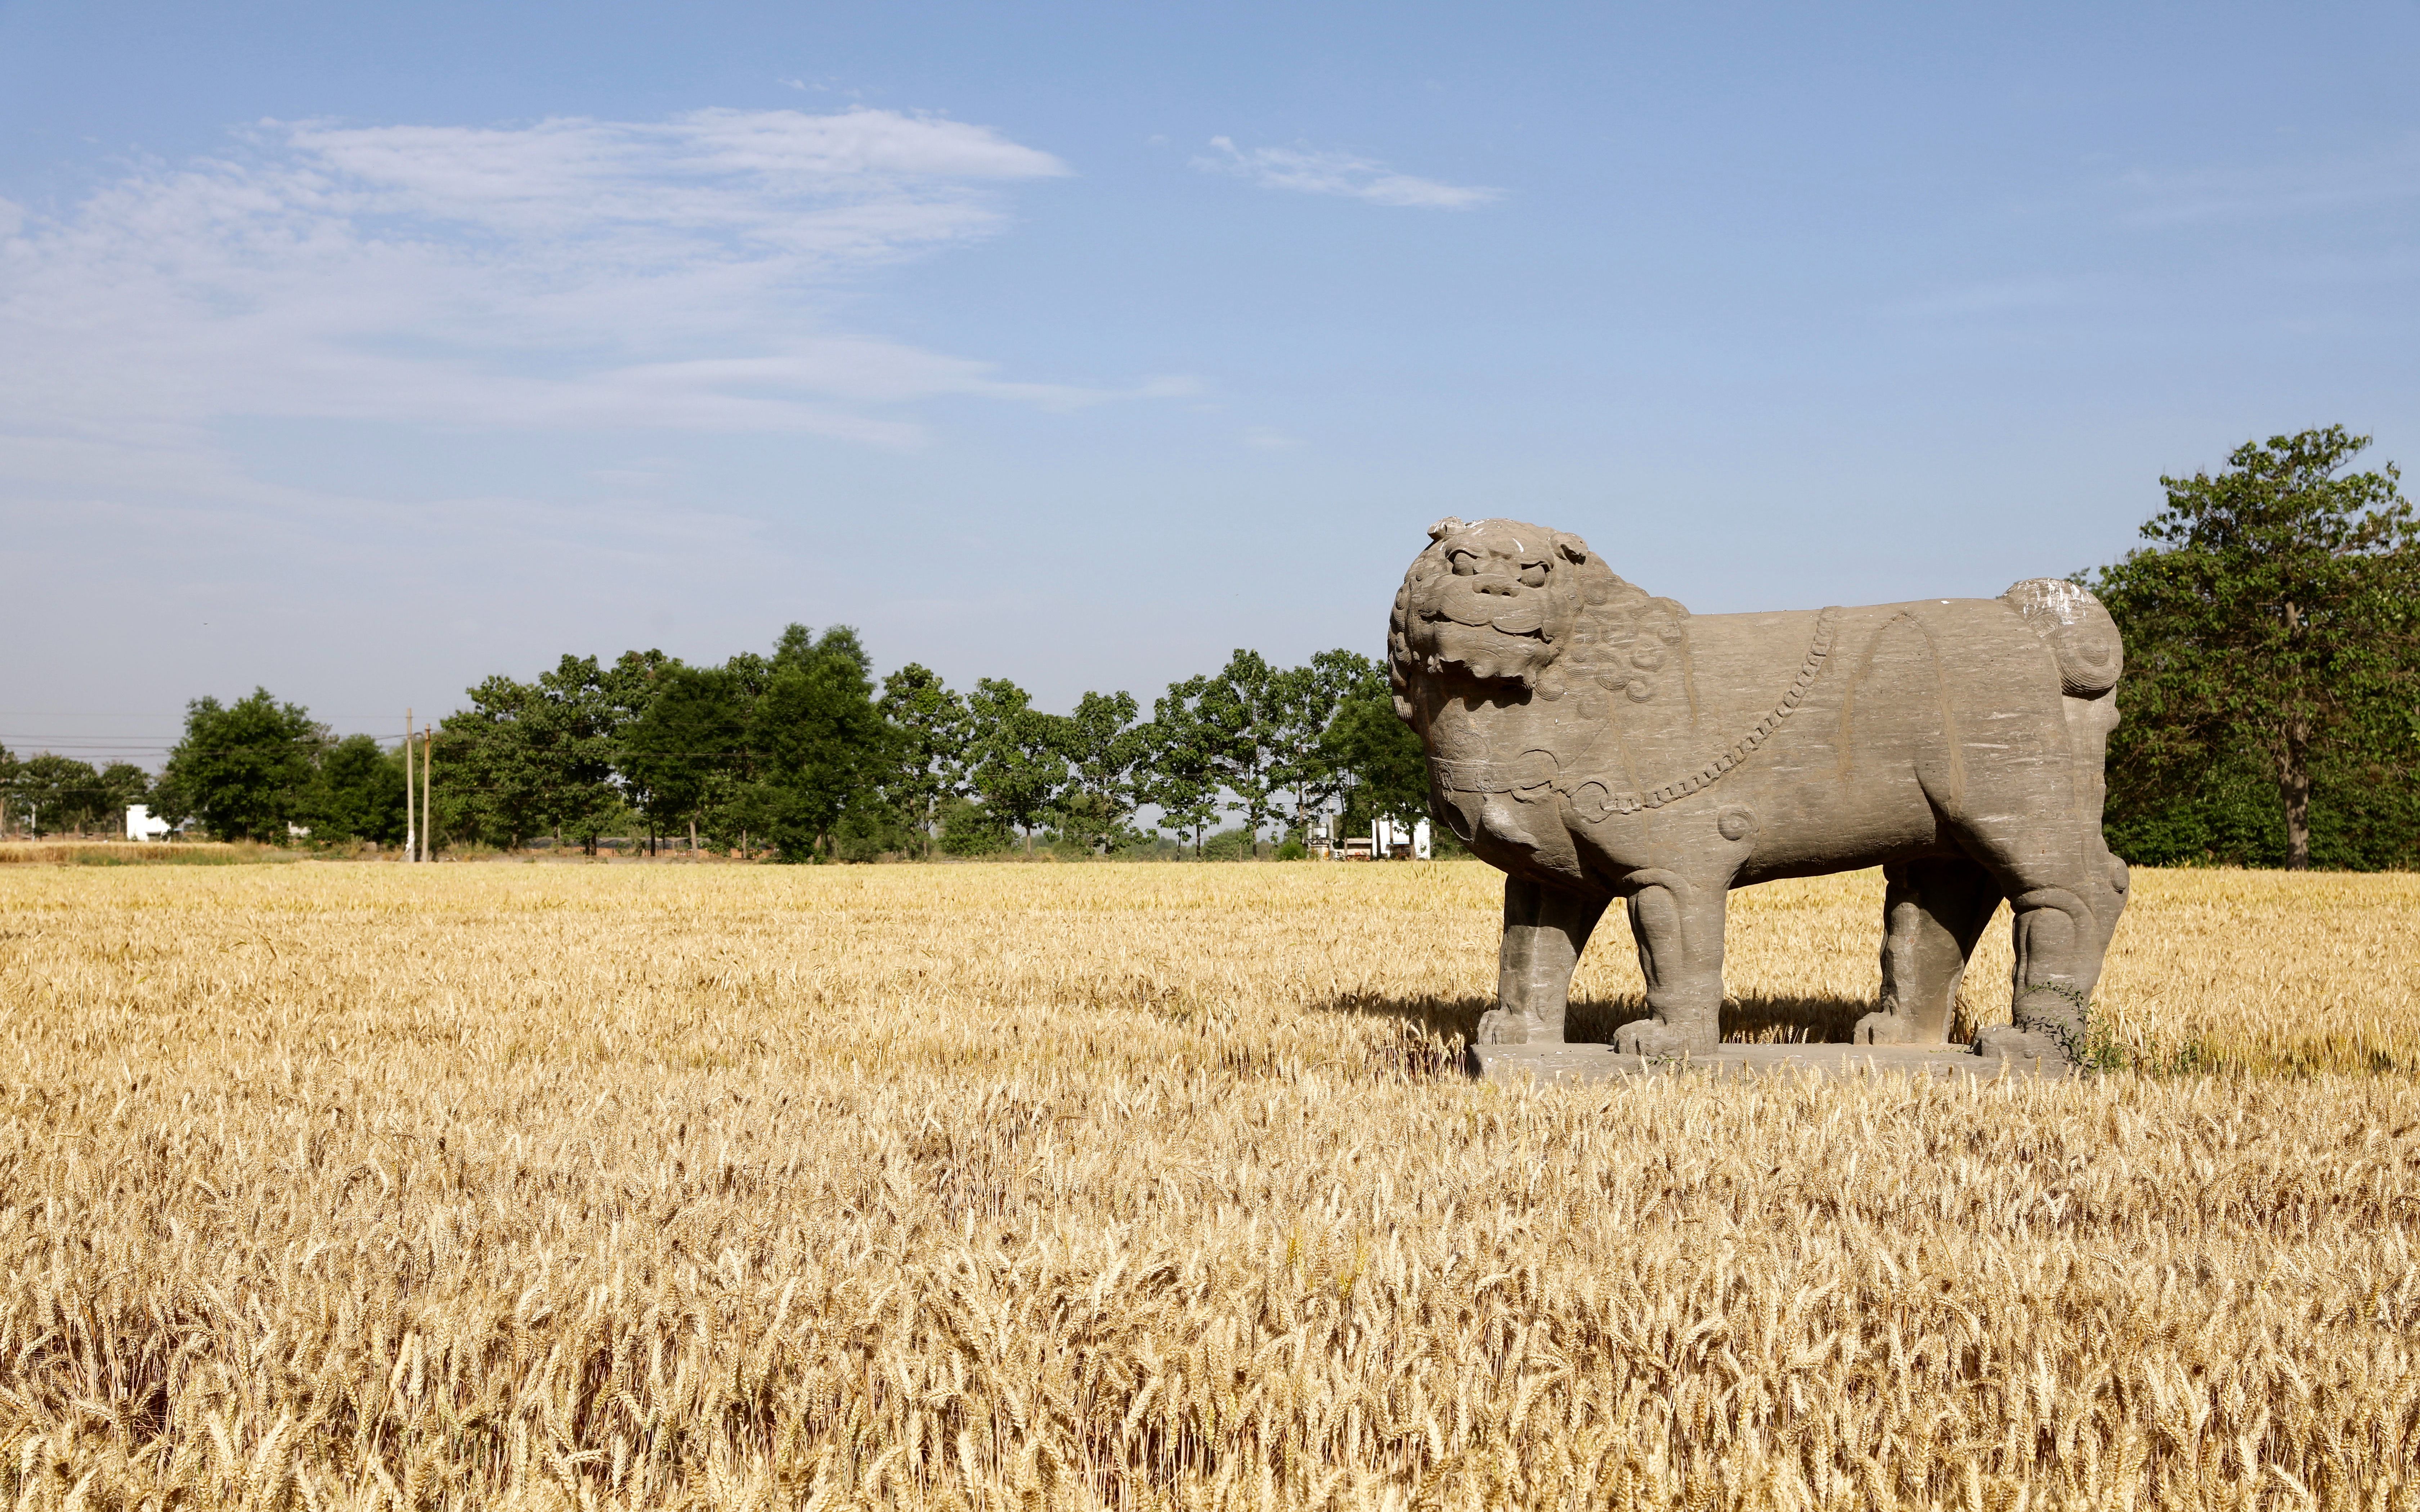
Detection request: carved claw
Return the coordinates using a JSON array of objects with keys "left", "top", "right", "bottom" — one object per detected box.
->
[
  {"left": 1474, "top": 1008, "right": 1526, "bottom": 1046},
  {"left": 1973, "top": 1023, "right": 2079, "bottom": 1070},
  {"left": 1853, "top": 1010, "right": 1918, "bottom": 1046},
  {"left": 1614, "top": 1019, "right": 1692, "bottom": 1059}
]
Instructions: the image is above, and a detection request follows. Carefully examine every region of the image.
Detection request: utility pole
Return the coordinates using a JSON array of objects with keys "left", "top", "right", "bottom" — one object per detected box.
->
[
  {"left": 420, "top": 731, "right": 434, "bottom": 863},
  {"left": 404, "top": 710, "right": 416, "bottom": 862}
]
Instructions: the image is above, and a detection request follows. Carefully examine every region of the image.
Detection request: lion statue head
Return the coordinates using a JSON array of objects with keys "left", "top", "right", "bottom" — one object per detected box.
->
[{"left": 1389, "top": 517, "right": 1691, "bottom": 719}]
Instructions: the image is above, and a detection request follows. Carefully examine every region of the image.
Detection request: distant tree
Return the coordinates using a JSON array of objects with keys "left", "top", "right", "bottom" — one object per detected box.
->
[
  {"left": 1056, "top": 690, "right": 1144, "bottom": 853},
  {"left": 2094, "top": 426, "right": 2420, "bottom": 870},
  {"left": 303, "top": 734, "right": 406, "bottom": 844},
  {"left": 831, "top": 798, "right": 919, "bottom": 862},
  {"left": 1278, "top": 649, "right": 1375, "bottom": 830},
  {"left": 964, "top": 678, "right": 1066, "bottom": 851},
  {"left": 1195, "top": 650, "right": 1291, "bottom": 854},
  {"left": 435, "top": 675, "right": 549, "bottom": 849},
  {"left": 619, "top": 664, "right": 745, "bottom": 851},
  {"left": 160, "top": 689, "right": 323, "bottom": 842},
  {"left": 1323, "top": 656, "right": 1432, "bottom": 841},
  {"left": 96, "top": 763, "right": 152, "bottom": 822},
  {"left": 9, "top": 754, "right": 107, "bottom": 835},
  {"left": 877, "top": 664, "right": 970, "bottom": 859},
  {"left": 0, "top": 743, "right": 16, "bottom": 833},
  {"left": 937, "top": 795, "right": 1013, "bottom": 856},
  {"left": 600, "top": 649, "right": 675, "bottom": 850},
  {"left": 537, "top": 654, "right": 633, "bottom": 848},
  {"left": 438, "top": 656, "right": 628, "bottom": 852},
  {"left": 750, "top": 625, "right": 886, "bottom": 861},
  {"left": 1137, "top": 679, "right": 1225, "bottom": 855}
]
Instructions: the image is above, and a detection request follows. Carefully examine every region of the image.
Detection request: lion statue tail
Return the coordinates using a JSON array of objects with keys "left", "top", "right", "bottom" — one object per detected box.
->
[{"left": 2001, "top": 579, "right": 2123, "bottom": 698}]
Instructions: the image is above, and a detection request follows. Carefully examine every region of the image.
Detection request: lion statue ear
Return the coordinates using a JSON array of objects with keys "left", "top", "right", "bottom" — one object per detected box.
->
[
  {"left": 1427, "top": 517, "right": 1467, "bottom": 543},
  {"left": 1554, "top": 532, "right": 1591, "bottom": 565}
]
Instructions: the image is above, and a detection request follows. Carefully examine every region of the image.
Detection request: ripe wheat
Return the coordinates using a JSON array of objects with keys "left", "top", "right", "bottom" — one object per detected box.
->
[{"left": 1, "top": 861, "right": 2416, "bottom": 1509}]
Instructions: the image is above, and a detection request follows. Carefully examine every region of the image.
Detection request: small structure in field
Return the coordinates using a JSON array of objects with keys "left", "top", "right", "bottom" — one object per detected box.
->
[
  {"left": 125, "top": 805, "right": 172, "bottom": 842},
  {"left": 1308, "top": 812, "right": 1431, "bottom": 860},
  {"left": 1373, "top": 816, "right": 1433, "bottom": 860}
]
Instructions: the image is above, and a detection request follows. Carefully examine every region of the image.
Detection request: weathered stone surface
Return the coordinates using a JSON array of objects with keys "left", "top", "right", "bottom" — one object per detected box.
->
[
  {"left": 1390, "top": 518, "right": 2129, "bottom": 1072},
  {"left": 1466, "top": 1041, "right": 2074, "bottom": 1085}
]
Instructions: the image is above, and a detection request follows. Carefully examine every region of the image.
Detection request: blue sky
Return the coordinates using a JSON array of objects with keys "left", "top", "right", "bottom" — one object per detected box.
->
[{"left": 3, "top": 0, "right": 2416, "bottom": 765}]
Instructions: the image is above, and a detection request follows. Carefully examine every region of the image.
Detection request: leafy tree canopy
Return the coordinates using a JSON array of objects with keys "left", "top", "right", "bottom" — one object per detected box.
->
[
  {"left": 1056, "top": 689, "right": 1144, "bottom": 853},
  {"left": 751, "top": 625, "right": 885, "bottom": 862},
  {"left": 877, "top": 664, "right": 970, "bottom": 860},
  {"left": 964, "top": 678, "right": 1065, "bottom": 849},
  {"left": 2094, "top": 426, "right": 2419, "bottom": 870},
  {"left": 161, "top": 689, "right": 323, "bottom": 842}
]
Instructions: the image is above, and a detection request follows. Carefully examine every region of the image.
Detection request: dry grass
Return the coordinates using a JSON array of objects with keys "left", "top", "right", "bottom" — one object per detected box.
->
[
  {"left": 1, "top": 860, "right": 2416, "bottom": 1510},
  {"left": 0, "top": 840, "right": 300, "bottom": 867}
]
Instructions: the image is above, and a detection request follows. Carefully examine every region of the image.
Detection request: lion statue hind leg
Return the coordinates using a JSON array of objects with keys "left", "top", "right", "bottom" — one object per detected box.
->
[{"left": 1855, "top": 858, "right": 2002, "bottom": 1046}]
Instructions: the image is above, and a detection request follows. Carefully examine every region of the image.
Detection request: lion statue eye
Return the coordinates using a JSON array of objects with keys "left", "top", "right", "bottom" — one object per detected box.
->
[
  {"left": 1448, "top": 550, "right": 1480, "bottom": 576},
  {"left": 1518, "top": 562, "right": 1548, "bottom": 588}
]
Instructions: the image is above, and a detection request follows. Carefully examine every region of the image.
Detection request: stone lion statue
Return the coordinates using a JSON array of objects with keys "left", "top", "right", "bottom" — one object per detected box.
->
[{"left": 1389, "top": 517, "right": 2130, "bottom": 1067}]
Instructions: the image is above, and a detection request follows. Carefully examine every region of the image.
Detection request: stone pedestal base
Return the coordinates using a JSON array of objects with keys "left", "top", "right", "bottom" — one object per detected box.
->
[{"left": 1465, "top": 1041, "right": 2072, "bottom": 1084}]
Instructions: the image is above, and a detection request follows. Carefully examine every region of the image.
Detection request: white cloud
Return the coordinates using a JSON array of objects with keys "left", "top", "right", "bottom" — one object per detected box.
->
[
  {"left": 1193, "top": 137, "right": 1498, "bottom": 210},
  {"left": 2119, "top": 136, "right": 2420, "bottom": 226},
  {"left": 0, "top": 107, "right": 1157, "bottom": 452}
]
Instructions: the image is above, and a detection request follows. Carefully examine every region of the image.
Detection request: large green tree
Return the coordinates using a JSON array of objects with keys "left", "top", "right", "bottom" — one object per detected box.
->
[
  {"left": 600, "top": 649, "right": 675, "bottom": 850},
  {"left": 160, "top": 689, "right": 324, "bottom": 842},
  {"left": 96, "top": 763, "right": 152, "bottom": 824},
  {"left": 750, "top": 625, "right": 886, "bottom": 862},
  {"left": 303, "top": 735, "right": 407, "bottom": 845},
  {"left": 1327, "top": 670, "right": 1431, "bottom": 840},
  {"left": 1280, "top": 649, "right": 1379, "bottom": 832},
  {"left": 618, "top": 664, "right": 747, "bottom": 851},
  {"left": 438, "top": 655, "right": 632, "bottom": 852},
  {"left": 1056, "top": 689, "right": 1144, "bottom": 852},
  {"left": 964, "top": 678, "right": 1066, "bottom": 851},
  {"left": 876, "top": 664, "right": 970, "bottom": 859},
  {"left": 1137, "top": 679, "right": 1225, "bottom": 855},
  {"left": 2094, "top": 426, "right": 2419, "bottom": 870},
  {"left": 6, "top": 754, "right": 107, "bottom": 835},
  {"left": 1193, "top": 649, "right": 1290, "bottom": 854}
]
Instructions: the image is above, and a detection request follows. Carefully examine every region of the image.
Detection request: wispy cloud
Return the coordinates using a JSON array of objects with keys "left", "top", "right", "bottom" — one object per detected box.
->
[
  {"left": 2118, "top": 136, "right": 2420, "bottom": 226},
  {"left": 1192, "top": 137, "right": 1498, "bottom": 210},
  {"left": 0, "top": 107, "right": 1182, "bottom": 451}
]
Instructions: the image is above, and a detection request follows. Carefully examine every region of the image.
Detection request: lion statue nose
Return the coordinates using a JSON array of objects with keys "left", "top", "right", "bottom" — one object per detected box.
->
[{"left": 1474, "top": 574, "right": 1520, "bottom": 596}]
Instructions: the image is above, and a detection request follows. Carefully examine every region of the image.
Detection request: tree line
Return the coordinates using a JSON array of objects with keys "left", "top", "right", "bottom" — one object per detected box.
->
[
  {"left": 433, "top": 629, "right": 1432, "bottom": 860},
  {"left": 0, "top": 695, "right": 408, "bottom": 846},
  {"left": 0, "top": 631, "right": 1433, "bottom": 860},
  {"left": 5, "top": 426, "right": 2412, "bottom": 868}
]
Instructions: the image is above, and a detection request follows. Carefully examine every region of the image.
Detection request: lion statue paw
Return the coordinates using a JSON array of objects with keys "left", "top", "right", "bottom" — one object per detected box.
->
[
  {"left": 1973, "top": 1023, "right": 2078, "bottom": 1070},
  {"left": 1474, "top": 1008, "right": 1528, "bottom": 1046},
  {"left": 1614, "top": 1019, "right": 1694, "bottom": 1059},
  {"left": 1853, "top": 1010, "right": 1918, "bottom": 1045}
]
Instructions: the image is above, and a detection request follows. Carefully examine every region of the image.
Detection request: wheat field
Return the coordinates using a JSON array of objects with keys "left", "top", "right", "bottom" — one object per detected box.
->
[{"left": 1, "top": 859, "right": 2417, "bottom": 1510}]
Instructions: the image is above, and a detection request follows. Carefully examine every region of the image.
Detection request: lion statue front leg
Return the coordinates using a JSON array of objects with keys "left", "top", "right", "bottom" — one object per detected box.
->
[
  {"left": 1475, "top": 877, "right": 1609, "bottom": 1045},
  {"left": 1609, "top": 869, "right": 1727, "bottom": 1059}
]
